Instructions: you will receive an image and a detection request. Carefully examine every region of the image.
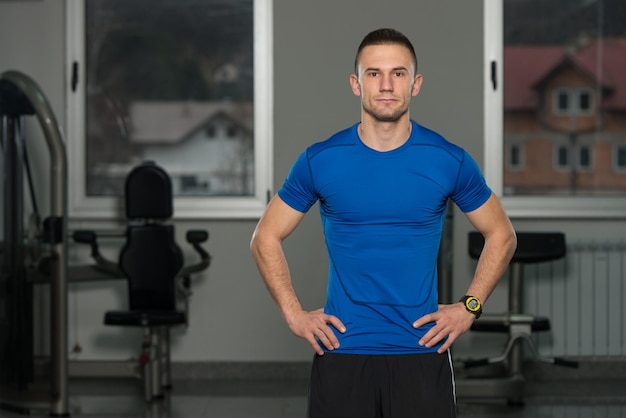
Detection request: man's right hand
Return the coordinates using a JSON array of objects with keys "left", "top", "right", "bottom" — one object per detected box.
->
[{"left": 287, "top": 309, "right": 346, "bottom": 355}]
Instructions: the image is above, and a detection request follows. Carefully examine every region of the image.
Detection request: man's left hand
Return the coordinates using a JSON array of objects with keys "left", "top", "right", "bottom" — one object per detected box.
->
[{"left": 412, "top": 303, "right": 475, "bottom": 354}]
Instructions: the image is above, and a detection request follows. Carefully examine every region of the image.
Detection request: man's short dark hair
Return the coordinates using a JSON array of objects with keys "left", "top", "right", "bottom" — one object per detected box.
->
[{"left": 354, "top": 28, "right": 418, "bottom": 74}]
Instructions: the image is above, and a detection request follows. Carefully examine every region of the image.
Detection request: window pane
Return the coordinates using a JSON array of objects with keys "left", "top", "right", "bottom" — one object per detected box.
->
[
  {"left": 503, "top": 0, "right": 626, "bottom": 196},
  {"left": 557, "top": 145, "right": 569, "bottom": 168},
  {"left": 510, "top": 144, "right": 520, "bottom": 167},
  {"left": 617, "top": 146, "right": 626, "bottom": 169},
  {"left": 556, "top": 91, "right": 569, "bottom": 112},
  {"left": 579, "top": 91, "right": 591, "bottom": 112},
  {"left": 85, "top": 0, "right": 254, "bottom": 197},
  {"left": 579, "top": 145, "right": 591, "bottom": 168}
]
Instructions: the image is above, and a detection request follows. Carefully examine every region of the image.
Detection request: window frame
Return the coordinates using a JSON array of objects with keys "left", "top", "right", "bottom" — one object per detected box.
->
[
  {"left": 577, "top": 144, "right": 592, "bottom": 171},
  {"left": 554, "top": 144, "right": 570, "bottom": 171},
  {"left": 66, "top": 0, "right": 273, "bottom": 219},
  {"left": 506, "top": 143, "right": 524, "bottom": 171},
  {"left": 553, "top": 143, "right": 593, "bottom": 171},
  {"left": 484, "top": 0, "right": 626, "bottom": 218},
  {"left": 552, "top": 87, "right": 594, "bottom": 116},
  {"left": 615, "top": 145, "right": 626, "bottom": 172}
]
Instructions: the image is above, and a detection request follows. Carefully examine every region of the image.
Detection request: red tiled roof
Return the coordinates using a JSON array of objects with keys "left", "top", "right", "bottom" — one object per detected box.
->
[{"left": 504, "top": 38, "right": 626, "bottom": 110}]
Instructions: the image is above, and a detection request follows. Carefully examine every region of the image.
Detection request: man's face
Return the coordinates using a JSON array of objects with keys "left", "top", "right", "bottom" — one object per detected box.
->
[{"left": 350, "top": 44, "right": 422, "bottom": 122}]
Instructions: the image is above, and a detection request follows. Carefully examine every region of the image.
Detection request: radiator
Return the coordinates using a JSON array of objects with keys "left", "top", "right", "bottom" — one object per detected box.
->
[{"left": 523, "top": 240, "right": 626, "bottom": 357}]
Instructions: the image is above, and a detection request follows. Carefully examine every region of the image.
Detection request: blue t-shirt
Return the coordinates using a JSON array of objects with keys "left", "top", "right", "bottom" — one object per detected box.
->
[{"left": 278, "top": 121, "right": 492, "bottom": 354}]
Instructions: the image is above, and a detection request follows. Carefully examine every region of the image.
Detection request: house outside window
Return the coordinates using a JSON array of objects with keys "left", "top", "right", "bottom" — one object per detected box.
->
[
  {"left": 67, "top": 0, "right": 273, "bottom": 218},
  {"left": 486, "top": 0, "right": 626, "bottom": 216}
]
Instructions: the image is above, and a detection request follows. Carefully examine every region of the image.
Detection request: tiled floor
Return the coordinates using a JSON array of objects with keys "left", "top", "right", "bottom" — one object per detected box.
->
[{"left": 1, "top": 376, "right": 626, "bottom": 417}]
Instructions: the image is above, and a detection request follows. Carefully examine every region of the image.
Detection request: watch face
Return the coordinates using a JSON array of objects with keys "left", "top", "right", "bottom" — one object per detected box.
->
[{"left": 467, "top": 298, "right": 480, "bottom": 311}]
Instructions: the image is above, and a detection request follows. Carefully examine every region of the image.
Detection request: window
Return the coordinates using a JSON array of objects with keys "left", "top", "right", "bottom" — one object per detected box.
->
[
  {"left": 615, "top": 145, "right": 626, "bottom": 171},
  {"left": 66, "top": 0, "right": 273, "bottom": 219},
  {"left": 556, "top": 144, "right": 593, "bottom": 171},
  {"left": 507, "top": 143, "right": 523, "bottom": 170},
  {"left": 556, "top": 91, "right": 569, "bottom": 113},
  {"left": 556, "top": 145, "right": 569, "bottom": 170},
  {"left": 579, "top": 90, "right": 591, "bottom": 112},
  {"left": 553, "top": 88, "right": 593, "bottom": 115},
  {"left": 484, "top": 0, "right": 626, "bottom": 217},
  {"left": 578, "top": 145, "right": 592, "bottom": 170}
]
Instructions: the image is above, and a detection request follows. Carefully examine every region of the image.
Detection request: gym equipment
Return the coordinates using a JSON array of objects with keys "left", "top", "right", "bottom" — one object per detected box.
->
[
  {"left": 462, "top": 231, "right": 578, "bottom": 404},
  {"left": 73, "top": 161, "right": 211, "bottom": 401},
  {"left": 0, "top": 70, "right": 69, "bottom": 416}
]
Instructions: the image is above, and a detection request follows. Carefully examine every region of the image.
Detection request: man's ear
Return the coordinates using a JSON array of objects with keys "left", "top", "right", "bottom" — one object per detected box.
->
[
  {"left": 412, "top": 74, "right": 424, "bottom": 97},
  {"left": 349, "top": 74, "right": 361, "bottom": 97}
]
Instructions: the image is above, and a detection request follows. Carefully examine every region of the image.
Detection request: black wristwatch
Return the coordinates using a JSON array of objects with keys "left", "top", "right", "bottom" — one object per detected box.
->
[{"left": 459, "top": 295, "right": 482, "bottom": 319}]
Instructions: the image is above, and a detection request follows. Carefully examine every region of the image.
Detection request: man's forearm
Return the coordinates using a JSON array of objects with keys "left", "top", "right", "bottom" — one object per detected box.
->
[
  {"left": 251, "top": 238, "right": 303, "bottom": 325},
  {"left": 466, "top": 230, "right": 517, "bottom": 303}
]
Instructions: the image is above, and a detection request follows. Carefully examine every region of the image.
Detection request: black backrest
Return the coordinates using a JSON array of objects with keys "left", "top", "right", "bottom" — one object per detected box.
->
[
  {"left": 120, "top": 162, "right": 183, "bottom": 311},
  {"left": 125, "top": 161, "right": 172, "bottom": 219},
  {"left": 468, "top": 231, "right": 566, "bottom": 263}
]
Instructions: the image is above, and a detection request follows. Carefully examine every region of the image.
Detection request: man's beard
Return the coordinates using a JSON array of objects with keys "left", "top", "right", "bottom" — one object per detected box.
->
[{"left": 362, "top": 101, "right": 409, "bottom": 122}]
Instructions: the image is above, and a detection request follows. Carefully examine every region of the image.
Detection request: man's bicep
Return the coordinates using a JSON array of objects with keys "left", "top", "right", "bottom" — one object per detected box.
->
[
  {"left": 255, "top": 194, "right": 307, "bottom": 241},
  {"left": 464, "top": 193, "right": 513, "bottom": 239}
]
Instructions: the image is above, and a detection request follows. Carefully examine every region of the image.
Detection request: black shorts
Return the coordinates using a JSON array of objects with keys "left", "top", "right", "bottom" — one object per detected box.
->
[{"left": 308, "top": 351, "right": 456, "bottom": 418}]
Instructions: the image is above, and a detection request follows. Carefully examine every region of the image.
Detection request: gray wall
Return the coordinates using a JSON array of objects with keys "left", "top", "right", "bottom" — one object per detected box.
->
[{"left": 2, "top": 0, "right": 577, "bottom": 364}]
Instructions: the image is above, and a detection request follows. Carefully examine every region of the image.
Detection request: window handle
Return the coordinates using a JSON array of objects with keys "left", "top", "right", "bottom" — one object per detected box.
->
[
  {"left": 490, "top": 60, "right": 497, "bottom": 91},
  {"left": 71, "top": 61, "right": 79, "bottom": 92}
]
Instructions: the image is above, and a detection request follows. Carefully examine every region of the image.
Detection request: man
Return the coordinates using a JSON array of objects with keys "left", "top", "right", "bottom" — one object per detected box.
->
[{"left": 250, "top": 28, "right": 516, "bottom": 418}]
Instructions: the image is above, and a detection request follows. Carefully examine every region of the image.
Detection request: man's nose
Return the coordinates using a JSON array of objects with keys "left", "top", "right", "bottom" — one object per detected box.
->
[{"left": 379, "top": 74, "right": 394, "bottom": 91}]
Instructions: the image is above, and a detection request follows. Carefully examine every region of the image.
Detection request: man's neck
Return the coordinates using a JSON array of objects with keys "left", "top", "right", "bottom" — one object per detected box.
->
[{"left": 358, "top": 117, "right": 413, "bottom": 152}]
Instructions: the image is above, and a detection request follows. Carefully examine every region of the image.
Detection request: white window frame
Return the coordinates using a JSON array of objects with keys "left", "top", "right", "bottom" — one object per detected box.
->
[
  {"left": 554, "top": 143, "right": 593, "bottom": 171},
  {"left": 484, "top": 0, "right": 626, "bottom": 218},
  {"left": 577, "top": 144, "right": 593, "bottom": 171},
  {"left": 506, "top": 143, "right": 524, "bottom": 171},
  {"left": 66, "top": 0, "right": 273, "bottom": 219},
  {"left": 553, "top": 87, "right": 594, "bottom": 115},
  {"left": 554, "top": 144, "right": 570, "bottom": 171},
  {"left": 615, "top": 145, "right": 626, "bottom": 172}
]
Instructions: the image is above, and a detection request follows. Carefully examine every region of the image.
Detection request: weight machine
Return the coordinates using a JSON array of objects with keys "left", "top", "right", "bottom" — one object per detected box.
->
[{"left": 0, "top": 70, "right": 69, "bottom": 416}]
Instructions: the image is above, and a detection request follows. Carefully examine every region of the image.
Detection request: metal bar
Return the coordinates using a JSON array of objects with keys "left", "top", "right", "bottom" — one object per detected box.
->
[{"left": 1, "top": 70, "right": 69, "bottom": 416}]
